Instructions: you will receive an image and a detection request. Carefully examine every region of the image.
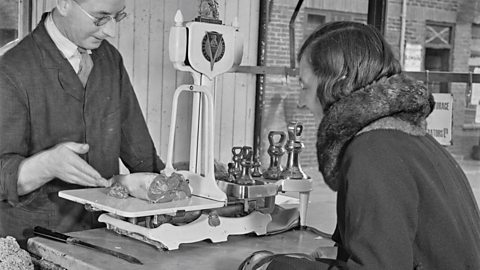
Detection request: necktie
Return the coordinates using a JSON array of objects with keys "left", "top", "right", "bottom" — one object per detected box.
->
[{"left": 77, "top": 47, "right": 93, "bottom": 87}]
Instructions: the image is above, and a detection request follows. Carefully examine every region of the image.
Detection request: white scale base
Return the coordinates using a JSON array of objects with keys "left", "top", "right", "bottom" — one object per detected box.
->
[
  {"left": 60, "top": 188, "right": 273, "bottom": 250},
  {"left": 98, "top": 211, "right": 272, "bottom": 250}
]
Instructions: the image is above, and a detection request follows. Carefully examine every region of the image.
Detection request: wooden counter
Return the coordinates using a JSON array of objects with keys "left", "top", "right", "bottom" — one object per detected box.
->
[{"left": 27, "top": 228, "right": 334, "bottom": 270}]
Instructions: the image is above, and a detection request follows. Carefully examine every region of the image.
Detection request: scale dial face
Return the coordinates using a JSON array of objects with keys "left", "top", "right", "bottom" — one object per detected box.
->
[{"left": 201, "top": 31, "right": 226, "bottom": 65}]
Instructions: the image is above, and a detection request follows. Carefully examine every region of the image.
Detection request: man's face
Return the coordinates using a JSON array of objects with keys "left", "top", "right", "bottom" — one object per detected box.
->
[
  {"left": 63, "top": 0, "right": 126, "bottom": 49},
  {"left": 298, "top": 56, "right": 324, "bottom": 122}
]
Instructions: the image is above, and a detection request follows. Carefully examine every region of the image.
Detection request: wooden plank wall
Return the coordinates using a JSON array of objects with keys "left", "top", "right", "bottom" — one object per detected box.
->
[{"left": 32, "top": 0, "right": 259, "bottom": 167}]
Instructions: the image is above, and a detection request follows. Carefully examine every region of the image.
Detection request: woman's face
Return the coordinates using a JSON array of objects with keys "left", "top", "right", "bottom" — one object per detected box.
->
[{"left": 298, "top": 56, "right": 324, "bottom": 122}]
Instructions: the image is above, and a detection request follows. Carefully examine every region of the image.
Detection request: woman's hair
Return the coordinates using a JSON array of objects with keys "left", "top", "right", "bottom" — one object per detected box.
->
[{"left": 297, "top": 21, "right": 401, "bottom": 111}]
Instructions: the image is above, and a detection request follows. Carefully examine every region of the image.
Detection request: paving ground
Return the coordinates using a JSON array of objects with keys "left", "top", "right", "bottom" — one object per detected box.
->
[{"left": 295, "top": 158, "right": 480, "bottom": 235}]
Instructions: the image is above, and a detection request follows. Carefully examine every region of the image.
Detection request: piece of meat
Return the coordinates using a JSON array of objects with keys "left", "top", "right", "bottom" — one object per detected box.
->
[
  {"left": 106, "top": 182, "right": 129, "bottom": 199},
  {"left": 109, "top": 172, "right": 158, "bottom": 201},
  {"left": 147, "top": 172, "right": 191, "bottom": 203},
  {"left": 107, "top": 172, "right": 191, "bottom": 203}
]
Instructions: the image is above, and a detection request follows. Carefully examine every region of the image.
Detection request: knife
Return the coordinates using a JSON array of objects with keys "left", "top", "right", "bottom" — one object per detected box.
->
[{"left": 33, "top": 226, "right": 143, "bottom": 265}]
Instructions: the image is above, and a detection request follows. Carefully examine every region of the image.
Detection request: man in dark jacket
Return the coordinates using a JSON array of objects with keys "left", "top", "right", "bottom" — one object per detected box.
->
[{"left": 0, "top": 0, "right": 164, "bottom": 245}]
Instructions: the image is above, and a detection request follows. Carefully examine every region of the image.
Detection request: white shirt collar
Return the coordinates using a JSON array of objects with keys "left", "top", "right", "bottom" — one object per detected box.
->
[
  {"left": 45, "top": 12, "right": 78, "bottom": 59},
  {"left": 44, "top": 12, "right": 91, "bottom": 72}
]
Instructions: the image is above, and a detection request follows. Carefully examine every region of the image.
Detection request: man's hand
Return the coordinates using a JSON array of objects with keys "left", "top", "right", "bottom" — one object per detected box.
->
[{"left": 17, "top": 142, "right": 108, "bottom": 195}]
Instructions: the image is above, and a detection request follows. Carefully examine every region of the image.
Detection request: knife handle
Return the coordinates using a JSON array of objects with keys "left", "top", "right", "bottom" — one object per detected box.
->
[{"left": 33, "top": 226, "right": 70, "bottom": 242}]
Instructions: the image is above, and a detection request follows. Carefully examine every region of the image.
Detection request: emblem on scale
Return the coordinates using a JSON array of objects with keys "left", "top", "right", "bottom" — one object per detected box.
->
[{"left": 202, "top": 31, "right": 225, "bottom": 71}]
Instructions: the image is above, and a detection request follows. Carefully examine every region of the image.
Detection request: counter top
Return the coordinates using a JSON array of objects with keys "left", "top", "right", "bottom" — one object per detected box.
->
[{"left": 28, "top": 227, "right": 334, "bottom": 270}]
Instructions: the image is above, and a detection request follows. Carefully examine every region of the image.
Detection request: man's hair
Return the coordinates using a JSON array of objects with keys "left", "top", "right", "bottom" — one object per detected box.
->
[{"left": 297, "top": 21, "right": 401, "bottom": 111}]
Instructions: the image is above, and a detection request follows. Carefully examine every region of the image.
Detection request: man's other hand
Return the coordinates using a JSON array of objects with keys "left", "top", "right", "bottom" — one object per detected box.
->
[{"left": 17, "top": 142, "right": 108, "bottom": 195}]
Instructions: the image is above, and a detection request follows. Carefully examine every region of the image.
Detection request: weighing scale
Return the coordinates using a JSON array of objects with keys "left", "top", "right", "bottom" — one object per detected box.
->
[{"left": 59, "top": 9, "right": 313, "bottom": 251}]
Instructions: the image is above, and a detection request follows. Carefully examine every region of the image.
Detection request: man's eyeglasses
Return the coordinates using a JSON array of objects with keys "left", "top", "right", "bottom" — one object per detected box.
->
[{"left": 72, "top": 0, "right": 127, "bottom": 27}]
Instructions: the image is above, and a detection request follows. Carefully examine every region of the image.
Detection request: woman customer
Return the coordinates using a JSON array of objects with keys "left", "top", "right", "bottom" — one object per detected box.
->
[{"left": 246, "top": 21, "right": 480, "bottom": 270}]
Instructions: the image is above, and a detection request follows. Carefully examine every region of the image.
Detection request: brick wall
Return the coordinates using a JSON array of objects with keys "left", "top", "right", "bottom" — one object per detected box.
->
[
  {"left": 408, "top": 0, "right": 459, "bottom": 11},
  {"left": 259, "top": 1, "right": 318, "bottom": 169},
  {"left": 387, "top": 0, "right": 479, "bottom": 158},
  {"left": 260, "top": 0, "right": 478, "bottom": 171}
]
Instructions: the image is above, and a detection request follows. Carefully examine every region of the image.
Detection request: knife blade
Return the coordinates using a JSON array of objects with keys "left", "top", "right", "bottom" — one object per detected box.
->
[{"left": 33, "top": 226, "right": 143, "bottom": 265}]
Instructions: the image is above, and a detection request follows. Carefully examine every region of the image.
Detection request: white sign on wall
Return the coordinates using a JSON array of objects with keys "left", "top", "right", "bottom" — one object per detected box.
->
[
  {"left": 426, "top": 93, "right": 453, "bottom": 145},
  {"left": 468, "top": 67, "right": 480, "bottom": 123},
  {"left": 403, "top": 43, "right": 422, "bottom": 71},
  {"left": 471, "top": 67, "right": 480, "bottom": 106}
]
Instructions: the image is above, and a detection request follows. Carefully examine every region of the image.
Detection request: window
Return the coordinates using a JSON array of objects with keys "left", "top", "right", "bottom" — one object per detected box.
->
[
  {"left": 424, "top": 22, "right": 453, "bottom": 93},
  {"left": 0, "top": 0, "right": 30, "bottom": 47},
  {"left": 303, "top": 8, "right": 367, "bottom": 39},
  {"left": 426, "top": 23, "right": 453, "bottom": 48},
  {"left": 425, "top": 48, "right": 450, "bottom": 93},
  {"left": 304, "top": 13, "right": 325, "bottom": 39}
]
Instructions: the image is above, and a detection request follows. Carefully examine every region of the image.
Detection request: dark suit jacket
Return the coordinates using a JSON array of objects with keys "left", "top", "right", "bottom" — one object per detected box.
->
[{"left": 0, "top": 13, "right": 164, "bottom": 242}]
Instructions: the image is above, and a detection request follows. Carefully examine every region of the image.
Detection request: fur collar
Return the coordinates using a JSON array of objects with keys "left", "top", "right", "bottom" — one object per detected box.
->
[
  {"left": 317, "top": 73, "right": 435, "bottom": 191},
  {"left": 357, "top": 117, "right": 427, "bottom": 136}
]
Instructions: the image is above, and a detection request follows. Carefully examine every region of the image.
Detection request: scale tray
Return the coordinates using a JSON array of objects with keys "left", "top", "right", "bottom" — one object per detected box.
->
[{"left": 59, "top": 188, "right": 225, "bottom": 218}]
